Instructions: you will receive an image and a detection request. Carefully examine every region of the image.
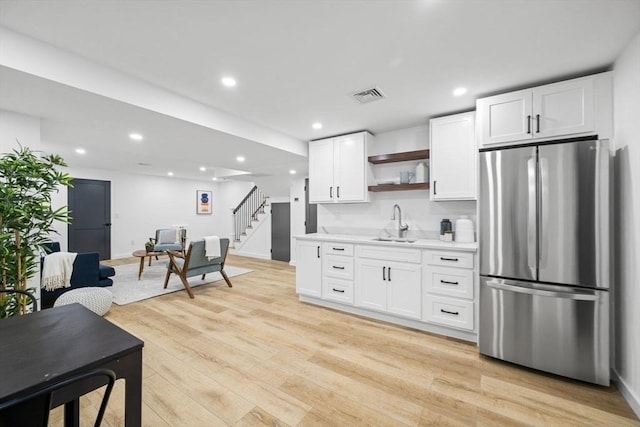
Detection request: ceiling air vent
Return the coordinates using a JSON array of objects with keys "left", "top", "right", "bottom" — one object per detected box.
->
[{"left": 352, "top": 87, "right": 386, "bottom": 104}]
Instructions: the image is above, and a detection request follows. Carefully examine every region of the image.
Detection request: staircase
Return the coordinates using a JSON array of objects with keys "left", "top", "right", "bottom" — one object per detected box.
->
[{"left": 231, "top": 186, "right": 270, "bottom": 252}]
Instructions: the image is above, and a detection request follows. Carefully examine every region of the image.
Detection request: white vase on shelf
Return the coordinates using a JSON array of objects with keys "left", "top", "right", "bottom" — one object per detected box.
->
[{"left": 415, "top": 161, "right": 427, "bottom": 183}]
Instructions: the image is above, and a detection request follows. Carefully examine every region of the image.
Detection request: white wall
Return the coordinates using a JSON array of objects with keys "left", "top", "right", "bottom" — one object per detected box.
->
[
  {"left": 612, "top": 30, "right": 640, "bottom": 416},
  {"left": 317, "top": 125, "right": 477, "bottom": 238},
  {"left": 0, "top": 109, "right": 41, "bottom": 152},
  {"left": 49, "top": 168, "right": 254, "bottom": 258},
  {"left": 0, "top": 110, "right": 44, "bottom": 300}
]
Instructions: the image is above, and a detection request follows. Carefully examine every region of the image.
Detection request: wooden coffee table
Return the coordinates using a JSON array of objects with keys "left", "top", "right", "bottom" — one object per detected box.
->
[{"left": 132, "top": 249, "right": 165, "bottom": 280}]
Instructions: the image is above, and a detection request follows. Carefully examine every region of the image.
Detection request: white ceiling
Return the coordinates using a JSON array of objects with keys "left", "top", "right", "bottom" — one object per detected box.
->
[{"left": 0, "top": 0, "right": 639, "bottom": 183}]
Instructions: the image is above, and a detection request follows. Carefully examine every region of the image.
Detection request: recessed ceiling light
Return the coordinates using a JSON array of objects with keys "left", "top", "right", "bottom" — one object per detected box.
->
[
  {"left": 212, "top": 177, "right": 217, "bottom": 181},
  {"left": 129, "top": 133, "right": 143, "bottom": 141},
  {"left": 167, "top": 171, "right": 174, "bottom": 176},
  {"left": 222, "top": 76, "right": 236, "bottom": 87},
  {"left": 453, "top": 87, "right": 467, "bottom": 96},
  {"left": 236, "top": 156, "right": 245, "bottom": 162},
  {"left": 199, "top": 166, "right": 206, "bottom": 172},
  {"left": 75, "top": 148, "right": 86, "bottom": 155},
  {"left": 312, "top": 122, "right": 323, "bottom": 130},
  {"left": 289, "top": 170, "right": 297, "bottom": 175}
]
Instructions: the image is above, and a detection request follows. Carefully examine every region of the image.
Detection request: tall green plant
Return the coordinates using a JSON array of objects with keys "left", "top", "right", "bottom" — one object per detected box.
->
[{"left": 0, "top": 144, "right": 72, "bottom": 317}]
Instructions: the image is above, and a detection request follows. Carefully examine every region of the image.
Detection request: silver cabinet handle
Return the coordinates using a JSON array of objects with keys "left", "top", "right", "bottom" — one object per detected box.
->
[
  {"left": 527, "top": 156, "right": 537, "bottom": 278},
  {"left": 539, "top": 156, "right": 549, "bottom": 270},
  {"left": 486, "top": 280, "right": 598, "bottom": 301}
]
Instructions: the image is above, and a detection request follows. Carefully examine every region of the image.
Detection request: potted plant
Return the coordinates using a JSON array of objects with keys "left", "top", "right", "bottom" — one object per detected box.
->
[
  {"left": 0, "top": 144, "right": 72, "bottom": 317},
  {"left": 145, "top": 240, "right": 155, "bottom": 253}
]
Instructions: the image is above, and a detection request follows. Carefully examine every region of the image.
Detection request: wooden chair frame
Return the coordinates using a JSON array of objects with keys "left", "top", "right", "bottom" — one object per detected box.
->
[{"left": 163, "top": 240, "right": 232, "bottom": 299}]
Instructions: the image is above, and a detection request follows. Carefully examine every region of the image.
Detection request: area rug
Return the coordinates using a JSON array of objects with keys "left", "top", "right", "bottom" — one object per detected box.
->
[{"left": 109, "top": 261, "right": 253, "bottom": 305}]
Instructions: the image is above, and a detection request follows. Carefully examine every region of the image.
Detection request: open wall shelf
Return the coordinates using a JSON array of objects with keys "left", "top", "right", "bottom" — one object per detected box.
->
[
  {"left": 368, "top": 149, "right": 429, "bottom": 164},
  {"left": 368, "top": 149, "right": 429, "bottom": 192},
  {"left": 368, "top": 182, "right": 429, "bottom": 192}
]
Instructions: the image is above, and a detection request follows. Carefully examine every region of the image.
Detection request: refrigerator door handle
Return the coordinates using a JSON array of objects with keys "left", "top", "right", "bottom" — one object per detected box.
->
[
  {"left": 527, "top": 157, "right": 537, "bottom": 278},
  {"left": 485, "top": 280, "right": 599, "bottom": 301},
  {"left": 539, "top": 157, "right": 549, "bottom": 269}
]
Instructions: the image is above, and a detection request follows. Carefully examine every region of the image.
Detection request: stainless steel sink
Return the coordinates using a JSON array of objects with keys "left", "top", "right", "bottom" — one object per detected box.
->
[{"left": 372, "top": 237, "right": 416, "bottom": 243}]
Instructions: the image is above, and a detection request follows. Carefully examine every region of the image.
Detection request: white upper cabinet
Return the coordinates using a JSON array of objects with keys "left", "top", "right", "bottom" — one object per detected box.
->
[
  {"left": 477, "top": 90, "right": 532, "bottom": 145},
  {"left": 308, "top": 131, "right": 371, "bottom": 203},
  {"left": 429, "top": 111, "right": 477, "bottom": 201},
  {"left": 533, "top": 78, "right": 594, "bottom": 139},
  {"left": 477, "top": 72, "right": 612, "bottom": 148}
]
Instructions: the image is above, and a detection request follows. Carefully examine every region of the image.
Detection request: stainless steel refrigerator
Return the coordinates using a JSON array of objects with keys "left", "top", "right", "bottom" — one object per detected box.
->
[{"left": 478, "top": 137, "right": 610, "bottom": 385}]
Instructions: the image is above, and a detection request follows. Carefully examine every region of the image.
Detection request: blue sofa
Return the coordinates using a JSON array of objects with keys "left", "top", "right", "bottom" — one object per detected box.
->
[{"left": 41, "top": 243, "right": 115, "bottom": 309}]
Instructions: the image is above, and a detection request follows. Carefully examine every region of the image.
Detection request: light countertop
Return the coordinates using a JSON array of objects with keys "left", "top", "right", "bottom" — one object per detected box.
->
[{"left": 294, "top": 233, "right": 477, "bottom": 252}]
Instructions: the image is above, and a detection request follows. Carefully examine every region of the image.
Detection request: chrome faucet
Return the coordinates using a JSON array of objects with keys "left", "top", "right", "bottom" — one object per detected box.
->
[{"left": 391, "top": 204, "right": 409, "bottom": 238}]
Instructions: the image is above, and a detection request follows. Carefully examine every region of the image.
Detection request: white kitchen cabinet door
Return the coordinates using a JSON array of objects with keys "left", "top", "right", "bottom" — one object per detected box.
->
[
  {"left": 477, "top": 89, "right": 533, "bottom": 147},
  {"left": 334, "top": 133, "right": 367, "bottom": 202},
  {"left": 308, "top": 138, "right": 334, "bottom": 203},
  {"left": 533, "top": 77, "right": 594, "bottom": 139},
  {"left": 430, "top": 111, "right": 477, "bottom": 201},
  {"left": 355, "top": 258, "right": 387, "bottom": 312},
  {"left": 308, "top": 132, "right": 369, "bottom": 203},
  {"left": 355, "top": 258, "right": 421, "bottom": 319},
  {"left": 386, "top": 261, "right": 421, "bottom": 319},
  {"left": 477, "top": 73, "right": 607, "bottom": 148},
  {"left": 295, "top": 240, "right": 322, "bottom": 297}
]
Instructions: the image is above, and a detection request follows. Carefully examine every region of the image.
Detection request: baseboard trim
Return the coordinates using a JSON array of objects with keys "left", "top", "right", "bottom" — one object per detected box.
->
[
  {"left": 231, "top": 250, "right": 271, "bottom": 260},
  {"left": 299, "top": 295, "right": 477, "bottom": 343},
  {"left": 612, "top": 369, "right": 640, "bottom": 418}
]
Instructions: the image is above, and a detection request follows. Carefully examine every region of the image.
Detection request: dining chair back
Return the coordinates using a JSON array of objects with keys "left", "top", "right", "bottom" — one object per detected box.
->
[
  {"left": 0, "top": 289, "right": 38, "bottom": 318},
  {"left": 0, "top": 368, "right": 116, "bottom": 427}
]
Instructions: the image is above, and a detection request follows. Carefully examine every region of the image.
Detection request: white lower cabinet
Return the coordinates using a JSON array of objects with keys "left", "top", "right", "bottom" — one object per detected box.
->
[
  {"left": 295, "top": 240, "right": 322, "bottom": 298},
  {"left": 423, "top": 295, "right": 474, "bottom": 331},
  {"left": 324, "top": 277, "right": 354, "bottom": 304},
  {"left": 295, "top": 237, "right": 478, "bottom": 341},
  {"left": 355, "top": 246, "right": 422, "bottom": 320},
  {"left": 323, "top": 255, "right": 354, "bottom": 281},
  {"left": 422, "top": 249, "right": 477, "bottom": 332}
]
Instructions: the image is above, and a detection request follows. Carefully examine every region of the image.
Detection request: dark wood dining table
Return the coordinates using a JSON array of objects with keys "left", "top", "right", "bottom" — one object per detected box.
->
[{"left": 0, "top": 303, "right": 144, "bottom": 426}]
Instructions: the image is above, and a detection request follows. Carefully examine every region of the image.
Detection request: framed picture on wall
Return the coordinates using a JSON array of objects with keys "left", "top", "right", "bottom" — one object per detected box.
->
[{"left": 196, "top": 190, "right": 212, "bottom": 214}]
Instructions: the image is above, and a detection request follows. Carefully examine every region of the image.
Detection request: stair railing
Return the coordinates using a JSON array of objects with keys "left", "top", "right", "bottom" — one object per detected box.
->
[{"left": 232, "top": 186, "right": 268, "bottom": 242}]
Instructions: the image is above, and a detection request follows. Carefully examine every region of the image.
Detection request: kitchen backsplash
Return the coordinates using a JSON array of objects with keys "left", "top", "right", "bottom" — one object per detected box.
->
[{"left": 316, "top": 190, "right": 477, "bottom": 240}]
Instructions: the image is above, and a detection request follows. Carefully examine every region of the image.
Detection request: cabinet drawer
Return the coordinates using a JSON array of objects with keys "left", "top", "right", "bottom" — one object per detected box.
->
[
  {"left": 323, "top": 278, "right": 354, "bottom": 305},
  {"left": 423, "top": 295, "right": 474, "bottom": 331},
  {"left": 424, "top": 266, "right": 474, "bottom": 299},
  {"left": 323, "top": 242, "right": 354, "bottom": 256},
  {"left": 423, "top": 250, "right": 474, "bottom": 269},
  {"left": 357, "top": 245, "right": 421, "bottom": 263},
  {"left": 323, "top": 255, "right": 354, "bottom": 280}
]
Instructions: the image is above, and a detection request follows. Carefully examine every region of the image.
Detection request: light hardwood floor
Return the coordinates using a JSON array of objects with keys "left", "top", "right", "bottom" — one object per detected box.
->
[{"left": 50, "top": 254, "right": 638, "bottom": 426}]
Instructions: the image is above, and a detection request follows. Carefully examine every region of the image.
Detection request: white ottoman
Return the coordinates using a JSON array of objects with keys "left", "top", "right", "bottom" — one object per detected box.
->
[{"left": 54, "top": 287, "right": 113, "bottom": 316}]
